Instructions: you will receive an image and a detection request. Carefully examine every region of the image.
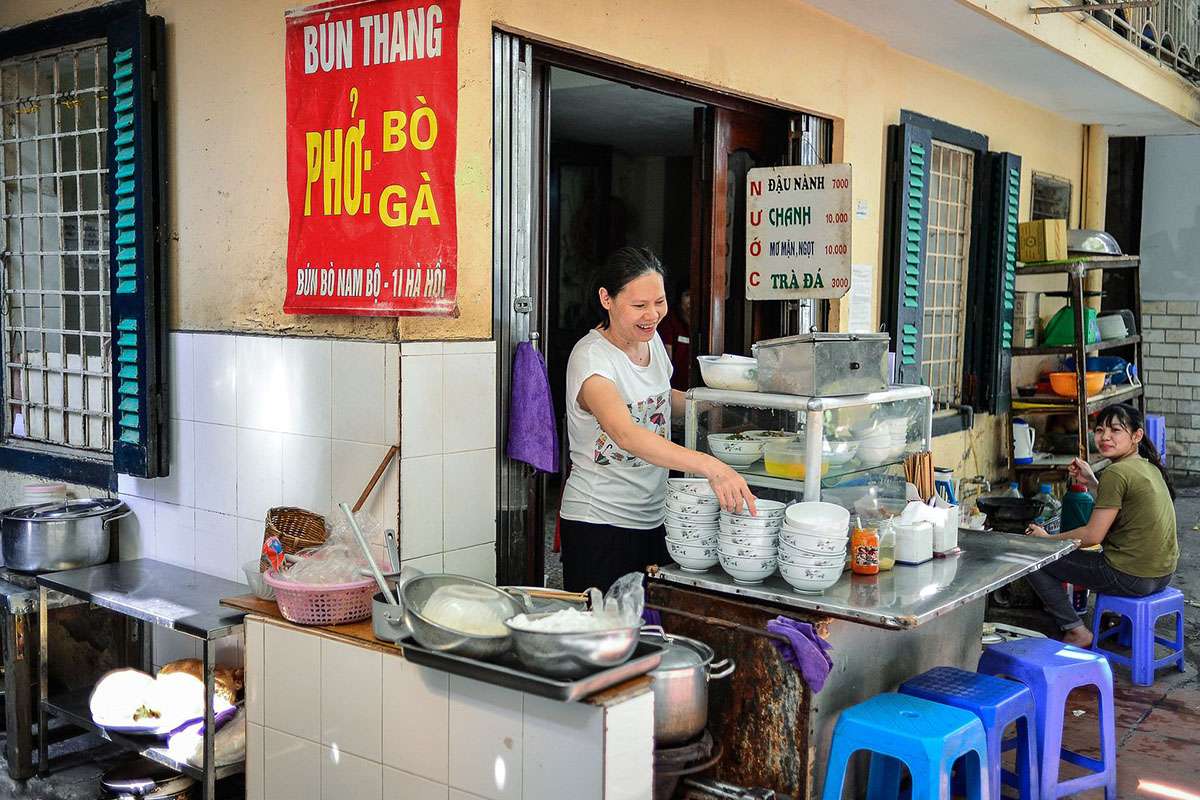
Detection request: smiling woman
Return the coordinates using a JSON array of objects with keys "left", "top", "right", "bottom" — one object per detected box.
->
[{"left": 557, "top": 247, "right": 757, "bottom": 592}]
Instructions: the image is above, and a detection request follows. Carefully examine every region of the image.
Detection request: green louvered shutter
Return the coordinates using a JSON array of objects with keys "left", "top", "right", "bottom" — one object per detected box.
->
[
  {"left": 107, "top": 8, "right": 168, "bottom": 477},
  {"left": 882, "top": 124, "right": 932, "bottom": 386},
  {"left": 978, "top": 152, "right": 1022, "bottom": 414}
]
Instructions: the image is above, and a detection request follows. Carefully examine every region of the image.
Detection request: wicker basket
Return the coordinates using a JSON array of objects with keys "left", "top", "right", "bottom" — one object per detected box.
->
[
  {"left": 262, "top": 571, "right": 375, "bottom": 626},
  {"left": 260, "top": 507, "right": 327, "bottom": 571}
]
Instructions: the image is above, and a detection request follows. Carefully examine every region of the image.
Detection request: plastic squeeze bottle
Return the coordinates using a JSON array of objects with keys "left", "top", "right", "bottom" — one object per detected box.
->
[{"left": 1061, "top": 483, "right": 1095, "bottom": 533}]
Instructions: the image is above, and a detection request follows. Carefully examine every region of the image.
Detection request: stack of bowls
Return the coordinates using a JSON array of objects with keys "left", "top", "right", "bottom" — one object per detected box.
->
[
  {"left": 778, "top": 501, "right": 850, "bottom": 593},
  {"left": 717, "top": 500, "right": 785, "bottom": 584},
  {"left": 664, "top": 478, "right": 720, "bottom": 572}
]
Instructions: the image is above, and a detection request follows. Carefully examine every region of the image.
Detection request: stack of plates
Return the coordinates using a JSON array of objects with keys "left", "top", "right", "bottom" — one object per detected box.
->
[
  {"left": 664, "top": 479, "right": 720, "bottom": 571},
  {"left": 778, "top": 502, "right": 850, "bottom": 593},
  {"left": 716, "top": 500, "right": 784, "bottom": 584}
]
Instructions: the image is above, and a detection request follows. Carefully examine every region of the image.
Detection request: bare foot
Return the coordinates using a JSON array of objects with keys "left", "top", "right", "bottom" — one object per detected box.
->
[{"left": 1062, "top": 627, "right": 1094, "bottom": 648}]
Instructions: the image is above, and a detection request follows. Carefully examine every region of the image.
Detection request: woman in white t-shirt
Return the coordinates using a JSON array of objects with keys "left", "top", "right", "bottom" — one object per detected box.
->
[{"left": 559, "top": 247, "right": 757, "bottom": 592}]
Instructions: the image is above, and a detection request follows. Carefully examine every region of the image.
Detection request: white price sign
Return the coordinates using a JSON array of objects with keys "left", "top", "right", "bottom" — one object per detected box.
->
[{"left": 745, "top": 163, "right": 852, "bottom": 300}]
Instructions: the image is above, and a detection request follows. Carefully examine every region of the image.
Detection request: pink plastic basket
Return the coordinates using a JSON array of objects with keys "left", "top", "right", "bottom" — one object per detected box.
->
[{"left": 262, "top": 571, "right": 375, "bottom": 626}]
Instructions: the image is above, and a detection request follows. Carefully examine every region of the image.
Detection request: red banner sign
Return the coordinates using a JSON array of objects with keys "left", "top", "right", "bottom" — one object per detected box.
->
[{"left": 284, "top": 0, "right": 459, "bottom": 316}]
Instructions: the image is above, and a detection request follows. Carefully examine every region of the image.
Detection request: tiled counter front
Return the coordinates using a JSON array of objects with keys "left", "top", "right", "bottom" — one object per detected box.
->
[{"left": 245, "top": 617, "right": 654, "bottom": 800}]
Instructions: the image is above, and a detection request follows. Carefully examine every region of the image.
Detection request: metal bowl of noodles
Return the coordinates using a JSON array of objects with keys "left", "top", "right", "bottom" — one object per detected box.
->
[
  {"left": 504, "top": 612, "right": 640, "bottom": 679},
  {"left": 400, "top": 574, "right": 523, "bottom": 660}
]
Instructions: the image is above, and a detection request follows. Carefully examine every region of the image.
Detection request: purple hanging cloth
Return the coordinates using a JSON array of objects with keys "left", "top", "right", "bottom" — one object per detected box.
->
[
  {"left": 766, "top": 615, "right": 835, "bottom": 692},
  {"left": 506, "top": 341, "right": 560, "bottom": 474}
]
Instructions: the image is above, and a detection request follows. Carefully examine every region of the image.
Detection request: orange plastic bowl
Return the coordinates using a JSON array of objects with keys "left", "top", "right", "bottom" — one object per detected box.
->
[{"left": 1048, "top": 371, "right": 1107, "bottom": 398}]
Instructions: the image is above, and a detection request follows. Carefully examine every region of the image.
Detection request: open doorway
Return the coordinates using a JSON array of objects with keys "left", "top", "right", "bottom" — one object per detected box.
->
[
  {"left": 541, "top": 68, "right": 703, "bottom": 587},
  {"left": 492, "top": 33, "right": 837, "bottom": 587}
]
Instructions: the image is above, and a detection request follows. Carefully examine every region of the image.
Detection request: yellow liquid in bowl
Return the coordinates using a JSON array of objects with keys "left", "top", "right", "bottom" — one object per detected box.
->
[{"left": 763, "top": 458, "right": 828, "bottom": 479}]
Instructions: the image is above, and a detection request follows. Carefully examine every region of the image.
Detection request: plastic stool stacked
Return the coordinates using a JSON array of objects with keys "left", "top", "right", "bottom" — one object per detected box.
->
[
  {"left": 979, "top": 639, "right": 1116, "bottom": 800},
  {"left": 820, "top": 692, "right": 989, "bottom": 800},
  {"left": 900, "top": 666, "right": 1038, "bottom": 800},
  {"left": 1090, "top": 587, "right": 1186, "bottom": 686}
]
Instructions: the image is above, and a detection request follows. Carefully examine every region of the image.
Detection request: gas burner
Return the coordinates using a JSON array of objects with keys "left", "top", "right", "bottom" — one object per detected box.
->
[{"left": 655, "top": 730, "right": 722, "bottom": 800}]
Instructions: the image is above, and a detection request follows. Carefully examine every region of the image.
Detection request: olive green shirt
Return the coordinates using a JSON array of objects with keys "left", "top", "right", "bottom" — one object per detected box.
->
[{"left": 1093, "top": 456, "right": 1178, "bottom": 578}]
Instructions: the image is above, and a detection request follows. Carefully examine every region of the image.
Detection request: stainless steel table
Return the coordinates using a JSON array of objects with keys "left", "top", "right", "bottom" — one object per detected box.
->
[
  {"left": 36, "top": 559, "right": 247, "bottom": 800},
  {"left": 648, "top": 530, "right": 1076, "bottom": 798},
  {"left": 653, "top": 529, "right": 1075, "bottom": 629}
]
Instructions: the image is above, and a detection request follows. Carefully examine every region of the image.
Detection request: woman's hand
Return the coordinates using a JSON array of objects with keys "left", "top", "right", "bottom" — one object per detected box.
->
[
  {"left": 703, "top": 457, "right": 758, "bottom": 515},
  {"left": 1068, "top": 457, "right": 1098, "bottom": 492},
  {"left": 1026, "top": 523, "right": 1050, "bottom": 538}
]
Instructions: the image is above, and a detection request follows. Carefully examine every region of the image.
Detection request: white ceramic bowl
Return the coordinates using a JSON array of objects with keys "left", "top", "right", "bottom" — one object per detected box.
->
[
  {"left": 697, "top": 355, "right": 758, "bottom": 391},
  {"left": 665, "top": 495, "right": 720, "bottom": 515},
  {"left": 666, "top": 528, "right": 718, "bottom": 544},
  {"left": 717, "top": 540, "right": 777, "bottom": 558},
  {"left": 779, "top": 528, "right": 847, "bottom": 555},
  {"left": 715, "top": 525, "right": 772, "bottom": 544},
  {"left": 784, "top": 501, "right": 850, "bottom": 531},
  {"left": 665, "top": 540, "right": 719, "bottom": 572},
  {"left": 779, "top": 562, "right": 842, "bottom": 593},
  {"left": 777, "top": 545, "right": 843, "bottom": 568},
  {"left": 667, "top": 478, "right": 717, "bottom": 498},
  {"left": 665, "top": 505, "right": 720, "bottom": 521},
  {"left": 708, "top": 433, "right": 767, "bottom": 457},
  {"left": 719, "top": 514, "right": 784, "bottom": 532},
  {"left": 722, "top": 499, "right": 786, "bottom": 519},
  {"left": 717, "top": 552, "right": 777, "bottom": 584},
  {"left": 665, "top": 515, "right": 719, "bottom": 530}
]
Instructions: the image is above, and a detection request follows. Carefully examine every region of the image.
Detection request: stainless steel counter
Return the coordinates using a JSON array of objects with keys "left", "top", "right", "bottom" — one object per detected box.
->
[{"left": 652, "top": 530, "right": 1075, "bottom": 629}]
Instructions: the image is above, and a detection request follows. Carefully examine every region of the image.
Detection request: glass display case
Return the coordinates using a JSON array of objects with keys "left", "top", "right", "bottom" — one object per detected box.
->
[{"left": 683, "top": 385, "right": 934, "bottom": 507}]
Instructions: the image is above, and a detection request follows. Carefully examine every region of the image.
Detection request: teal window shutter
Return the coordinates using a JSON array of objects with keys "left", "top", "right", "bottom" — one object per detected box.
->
[
  {"left": 107, "top": 4, "right": 169, "bottom": 478},
  {"left": 883, "top": 123, "right": 933, "bottom": 387},
  {"left": 979, "top": 151, "right": 1023, "bottom": 415}
]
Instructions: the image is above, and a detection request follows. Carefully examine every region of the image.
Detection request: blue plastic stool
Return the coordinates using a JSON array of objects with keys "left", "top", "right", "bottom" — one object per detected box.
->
[
  {"left": 821, "top": 692, "right": 989, "bottom": 800},
  {"left": 1090, "top": 587, "right": 1185, "bottom": 686},
  {"left": 1145, "top": 414, "right": 1166, "bottom": 461},
  {"left": 900, "top": 666, "right": 1038, "bottom": 800},
  {"left": 978, "top": 639, "right": 1116, "bottom": 800}
]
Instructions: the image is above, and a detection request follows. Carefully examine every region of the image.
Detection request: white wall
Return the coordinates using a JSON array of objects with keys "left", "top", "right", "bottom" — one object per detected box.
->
[{"left": 1140, "top": 135, "right": 1200, "bottom": 301}]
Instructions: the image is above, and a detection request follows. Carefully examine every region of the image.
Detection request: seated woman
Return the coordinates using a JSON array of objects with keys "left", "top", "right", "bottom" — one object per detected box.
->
[{"left": 1025, "top": 404, "right": 1178, "bottom": 648}]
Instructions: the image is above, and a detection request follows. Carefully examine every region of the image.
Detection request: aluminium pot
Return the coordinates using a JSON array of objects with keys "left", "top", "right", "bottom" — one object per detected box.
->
[
  {"left": 1, "top": 498, "right": 130, "bottom": 573},
  {"left": 640, "top": 626, "right": 735, "bottom": 746}
]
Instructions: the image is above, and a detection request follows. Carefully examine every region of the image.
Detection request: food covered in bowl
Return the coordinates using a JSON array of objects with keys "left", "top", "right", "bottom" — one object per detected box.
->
[
  {"left": 707, "top": 433, "right": 766, "bottom": 468},
  {"left": 697, "top": 354, "right": 758, "bottom": 391}
]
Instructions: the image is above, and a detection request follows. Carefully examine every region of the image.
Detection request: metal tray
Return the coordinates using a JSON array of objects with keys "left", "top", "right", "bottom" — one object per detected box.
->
[{"left": 398, "top": 638, "right": 665, "bottom": 702}]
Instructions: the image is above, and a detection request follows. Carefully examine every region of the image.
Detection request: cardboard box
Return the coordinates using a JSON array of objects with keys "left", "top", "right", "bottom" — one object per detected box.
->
[
  {"left": 1015, "top": 310, "right": 1040, "bottom": 349},
  {"left": 1013, "top": 291, "right": 1040, "bottom": 319},
  {"left": 1019, "top": 219, "right": 1068, "bottom": 263}
]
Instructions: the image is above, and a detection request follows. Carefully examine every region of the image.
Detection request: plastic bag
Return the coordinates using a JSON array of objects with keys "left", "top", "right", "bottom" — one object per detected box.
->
[
  {"left": 277, "top": 510, "right": 388, "bottom": 585},
  {"left": 599, "top": 572, "right": 645, "bottom": 626}
]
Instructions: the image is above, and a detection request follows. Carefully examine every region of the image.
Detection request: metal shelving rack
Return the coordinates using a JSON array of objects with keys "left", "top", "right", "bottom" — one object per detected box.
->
[
  {"left": 1009, "top": 255, "right": 1143, "bottom": 476},
  {"left": 37, "top": 559, "right": 247, "bottom": 800}
]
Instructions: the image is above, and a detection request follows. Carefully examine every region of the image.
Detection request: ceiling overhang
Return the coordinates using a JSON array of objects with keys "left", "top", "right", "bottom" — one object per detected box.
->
[{"left": 803, "top": 0, "right": 1200, "bottom": 135}]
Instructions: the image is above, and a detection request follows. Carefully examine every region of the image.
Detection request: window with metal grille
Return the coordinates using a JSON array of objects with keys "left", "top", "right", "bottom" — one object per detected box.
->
[
  {"left": 1, "top": 41, "right": 112, "bottom": 456},
  {"left": 921, "top": 141, "right": 974, "bottom": 407}
]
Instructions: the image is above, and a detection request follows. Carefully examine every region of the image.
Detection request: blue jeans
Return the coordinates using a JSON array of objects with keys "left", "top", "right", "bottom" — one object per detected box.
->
[{"left": 1026, "top": 549, "right": 1173, "bottom": 631}]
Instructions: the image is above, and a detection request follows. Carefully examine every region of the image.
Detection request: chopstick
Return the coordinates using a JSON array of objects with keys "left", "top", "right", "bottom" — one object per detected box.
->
[{"left": 905, "top": 451, "right": 935, "bottom": 502}]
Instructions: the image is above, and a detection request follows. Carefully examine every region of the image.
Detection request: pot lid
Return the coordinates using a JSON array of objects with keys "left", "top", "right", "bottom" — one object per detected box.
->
[
  {"left": 100, "top": 757, "right": 193, "bottom": 794},
  {"left": 3, "top": 497, "right": 126, "bottom": 521},
  {"left": 643, "top": 632, "right": 711, "bottom": 670}
]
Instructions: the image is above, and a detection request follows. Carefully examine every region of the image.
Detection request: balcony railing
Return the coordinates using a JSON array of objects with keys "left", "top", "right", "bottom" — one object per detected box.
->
[{"left": 1085, "top": 0, "right": 1200, "bottom": 84}]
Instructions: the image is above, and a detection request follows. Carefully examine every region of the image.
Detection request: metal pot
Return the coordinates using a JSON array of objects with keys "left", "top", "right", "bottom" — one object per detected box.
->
[
  {"left": 1, "top": 498, "right": 130, "bottom": 573},
  {"left": 640, "top": 626, "right": 735, "bottom": 746}
]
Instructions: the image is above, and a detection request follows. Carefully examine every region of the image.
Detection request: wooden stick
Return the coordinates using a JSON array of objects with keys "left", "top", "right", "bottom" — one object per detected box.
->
[{"left": 353, "top": 444, "right": 399, "bottom": 513}]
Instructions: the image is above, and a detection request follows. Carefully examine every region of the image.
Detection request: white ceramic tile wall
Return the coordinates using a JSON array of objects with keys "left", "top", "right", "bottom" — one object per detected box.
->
[
  {"left": 117, "top": 332, "right": 402, "bottom": 587},
  {"left": 249, "top": 619, "right": 646, "bottom": 800},
  {"left": 399, "top": 341, "right": 498, "bottom": 583}
]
